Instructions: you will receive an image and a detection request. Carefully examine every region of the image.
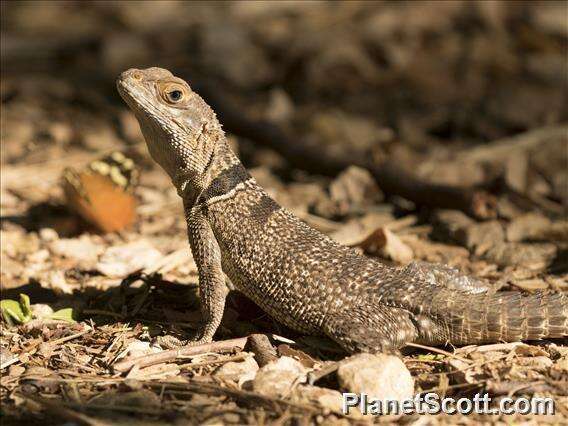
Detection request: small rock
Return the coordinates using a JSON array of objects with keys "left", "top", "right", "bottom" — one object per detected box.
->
[
  {"left": 434, "top": 209, "right": 473, "bottom": 232},
  {"left": 277, "top": 344, "right": 316, "bottom": 368},
  {"left": 96, "top": 240, "right": 162, "bottom": 278},
  {"left": 533, "top": 1, "right": 568, "bottom": 36},
  {"left": 213, "top": 354, "right": 259, "bottom": 385},
  {"left": 496, "top": 197, "right": 524, "bottom": 220},
  {"left": 252, "top": 356, "right": 308, "bottom": 398},
  {"left": 337, "top": 353, "right": 414, "bottom": 403},
  {"left": 307, "top": 41, "right": 379, "bottom": 95},
  {"left": 511, "top": 344, "right": 549, "bottom": 357}
]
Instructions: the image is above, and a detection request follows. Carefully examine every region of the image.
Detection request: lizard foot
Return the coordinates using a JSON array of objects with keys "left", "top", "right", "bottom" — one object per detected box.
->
[
  {"left": 155, "top": 334, "right": 186, "bottom": 349},
  {"left": 155, "top": 330, "right": 214, "bottom": 349}
]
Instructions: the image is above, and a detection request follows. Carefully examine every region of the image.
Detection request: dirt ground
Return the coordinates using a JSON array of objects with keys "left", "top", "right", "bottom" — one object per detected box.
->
[{"left": 1, "top": 2, "right": 567, "bottom": 425}]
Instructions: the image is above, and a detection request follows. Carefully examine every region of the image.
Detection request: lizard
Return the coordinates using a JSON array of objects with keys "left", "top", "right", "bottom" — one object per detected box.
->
[{"left": 117, "top": 67, "right": 567, "bottom": 354}]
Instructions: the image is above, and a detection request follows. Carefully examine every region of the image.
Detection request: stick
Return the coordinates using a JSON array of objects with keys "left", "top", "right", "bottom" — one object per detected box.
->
[
  {"left": 112, "top": 336, "right": 248, "bottom": 373},
  {"left": 405, "top": 342, "right": 470, "bottom": 363}
]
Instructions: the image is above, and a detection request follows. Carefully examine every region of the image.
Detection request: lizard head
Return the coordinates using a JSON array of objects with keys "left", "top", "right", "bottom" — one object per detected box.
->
[{"left": 117, "top": 67, "right": 221, "bottom": 194}]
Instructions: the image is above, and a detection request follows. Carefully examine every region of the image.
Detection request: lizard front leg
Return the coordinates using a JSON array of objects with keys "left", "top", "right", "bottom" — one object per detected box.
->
[{"left": 184, "top": 204, "right": 229, "bottom": 344}]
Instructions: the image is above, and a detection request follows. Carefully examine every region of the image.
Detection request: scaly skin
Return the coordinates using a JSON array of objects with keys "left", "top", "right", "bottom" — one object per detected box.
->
[{"left": 117, "top": 67, "right": 567, "bottom": 354}]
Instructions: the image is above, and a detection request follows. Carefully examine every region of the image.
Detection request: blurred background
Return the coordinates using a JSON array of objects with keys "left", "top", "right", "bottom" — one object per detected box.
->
[
  {"left": 2, "top": 1, "right": 566, "bottom": 188},
  {"left": 2, "top": 0, "right": 567, "bottom": 287},
  {"left": 1, "top": 0, "right": 567, "bottom": 292}
]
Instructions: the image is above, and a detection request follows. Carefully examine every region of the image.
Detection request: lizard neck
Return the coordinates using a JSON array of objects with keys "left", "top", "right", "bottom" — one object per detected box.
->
[{"left": 179, "top": 138, "right": 250, "bottom": 209}]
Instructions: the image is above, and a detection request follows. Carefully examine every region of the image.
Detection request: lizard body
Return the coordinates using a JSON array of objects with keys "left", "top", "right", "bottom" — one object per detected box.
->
[{"left": 117, "top": 67, "right": 567, "bottom": 353}]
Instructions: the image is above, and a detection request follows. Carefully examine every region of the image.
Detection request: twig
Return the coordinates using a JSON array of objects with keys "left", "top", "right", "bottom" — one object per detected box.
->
[
  {"left": 405, "top": 342, "right": 471, "bottom": 363},
  {"left": 112, "top": 336, "right": 248, "bottom": 373},
  {"left": 48, "top": 327, "right": 92, "bottom": 347},
  {"left": 456, "top": 341, "right": 525, "bottom": 354}
]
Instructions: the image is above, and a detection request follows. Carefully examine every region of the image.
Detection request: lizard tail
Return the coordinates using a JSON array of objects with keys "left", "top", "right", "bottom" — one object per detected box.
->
[{"left": 441, "top": 290, "right": 568, "bottom": 345}]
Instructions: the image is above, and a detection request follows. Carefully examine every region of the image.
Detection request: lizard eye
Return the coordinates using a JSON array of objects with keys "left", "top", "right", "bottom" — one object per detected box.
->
[
  {"left": 159, "top": 81, "right": 188, "bottom": 105},
  {"left": 167, "top": 89, "right": 183, "bottom": 103}
]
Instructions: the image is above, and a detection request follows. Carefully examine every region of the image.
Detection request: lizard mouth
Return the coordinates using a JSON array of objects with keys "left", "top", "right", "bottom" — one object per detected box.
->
[
  {"left": 116, "top": 75, "right": 138, "bottom": 108},
  {"left": 116, "top": 72, "right": 164, "bottom": 123}
]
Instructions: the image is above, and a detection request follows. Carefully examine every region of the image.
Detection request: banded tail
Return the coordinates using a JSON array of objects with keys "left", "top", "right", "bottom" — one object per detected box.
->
[{"left": 427, "top": 290, "right": 568, "bottom": 345}]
